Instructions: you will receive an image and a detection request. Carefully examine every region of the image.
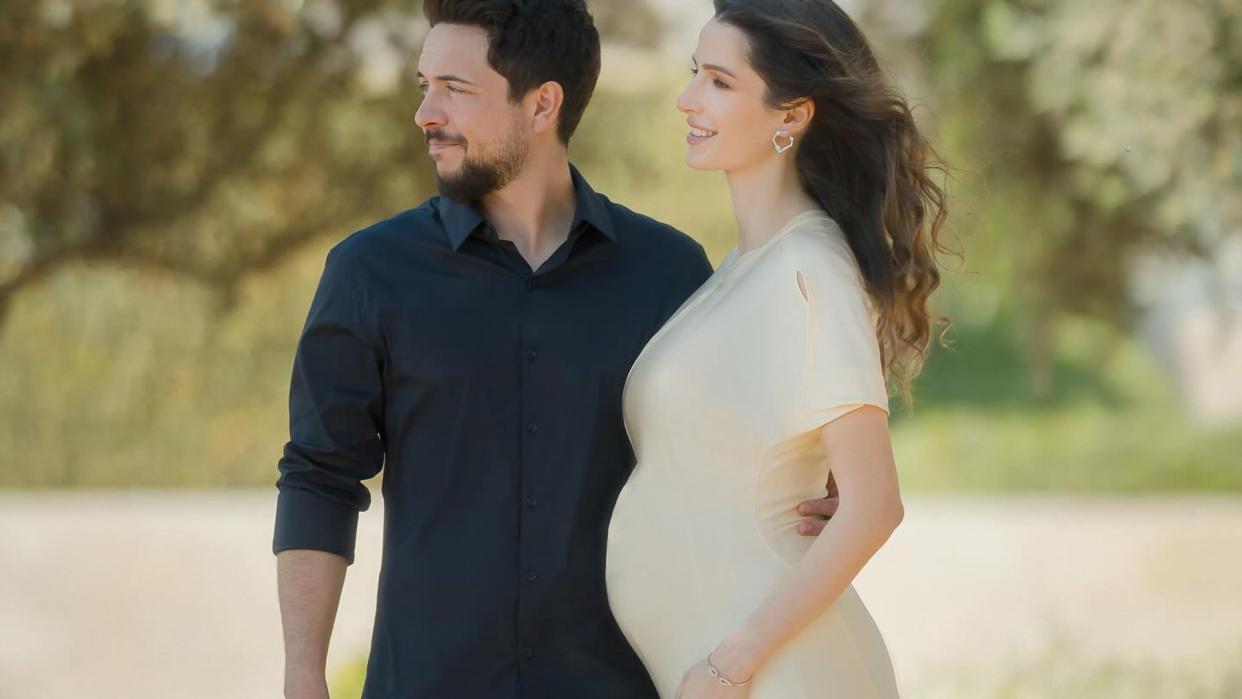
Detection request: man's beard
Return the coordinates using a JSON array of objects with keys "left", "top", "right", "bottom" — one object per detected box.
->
[{"left": 433, "top": 127, "right": 529, "bottom": 204}]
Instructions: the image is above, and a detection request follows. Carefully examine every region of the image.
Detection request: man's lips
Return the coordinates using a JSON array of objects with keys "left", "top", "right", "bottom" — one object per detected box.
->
[{"left": 427, "top": 142, "right": 463, "bottom": 157}]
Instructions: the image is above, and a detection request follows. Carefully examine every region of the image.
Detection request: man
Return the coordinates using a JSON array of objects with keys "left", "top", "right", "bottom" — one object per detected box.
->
[{"left": 273, "top": 2, "right": 840, "bottom": 697}]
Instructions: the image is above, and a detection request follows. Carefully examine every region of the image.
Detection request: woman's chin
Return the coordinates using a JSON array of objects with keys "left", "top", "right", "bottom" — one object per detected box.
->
[{"left": 684, "top": 152, "right": 718, "bottom": 171}]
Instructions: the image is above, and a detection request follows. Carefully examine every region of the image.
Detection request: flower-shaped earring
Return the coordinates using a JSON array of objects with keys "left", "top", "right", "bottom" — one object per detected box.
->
[{"left": 773, "top": 130, "right": 795, "bottom": 154}]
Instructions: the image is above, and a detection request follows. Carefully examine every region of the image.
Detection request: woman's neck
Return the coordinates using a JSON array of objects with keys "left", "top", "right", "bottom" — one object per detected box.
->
[{"left": 724, "top": 154, "right": 820, "bottom": 255}]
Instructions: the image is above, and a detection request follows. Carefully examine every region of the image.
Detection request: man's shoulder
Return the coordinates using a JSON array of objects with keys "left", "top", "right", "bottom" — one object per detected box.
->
[
  {"left": 326, "top": 200, "right": 443, "bottom": 261},
  {"left": 600, "top": 195, "right": 707, "bottom": 262}
]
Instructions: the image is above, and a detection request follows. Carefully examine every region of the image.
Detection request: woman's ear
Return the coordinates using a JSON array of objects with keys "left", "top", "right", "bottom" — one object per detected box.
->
[{"left": 782, "top": 98, "right": 815, "bottom": 138}]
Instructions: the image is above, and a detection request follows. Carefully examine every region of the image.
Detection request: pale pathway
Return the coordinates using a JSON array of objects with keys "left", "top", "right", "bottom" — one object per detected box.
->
[{"left": 1, "top": 491, "right": 1239, "bottom": 698}]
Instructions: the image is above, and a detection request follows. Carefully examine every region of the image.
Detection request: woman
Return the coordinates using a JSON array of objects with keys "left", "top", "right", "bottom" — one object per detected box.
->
[{"left": 605, "top": 1, "right": 949, "bottom": 697}]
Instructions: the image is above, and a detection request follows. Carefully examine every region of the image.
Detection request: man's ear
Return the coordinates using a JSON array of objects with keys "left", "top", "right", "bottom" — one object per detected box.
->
[
  {"left": 529, "top": 81, "right": 565, "bottom": 137},
  {"left": 782, "top": 98, "right": 815, "bottom": 138}
]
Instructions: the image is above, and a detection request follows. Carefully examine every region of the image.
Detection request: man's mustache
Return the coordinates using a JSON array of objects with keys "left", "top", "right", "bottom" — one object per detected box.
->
[{"left": 424, "top": 130, "right": 466, "bottom": 146}]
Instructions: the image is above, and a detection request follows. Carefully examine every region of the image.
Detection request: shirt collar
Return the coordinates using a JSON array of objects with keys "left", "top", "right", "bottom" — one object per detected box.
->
[{"left": 439, "top": 162, "right": 616, "bottom": 251}]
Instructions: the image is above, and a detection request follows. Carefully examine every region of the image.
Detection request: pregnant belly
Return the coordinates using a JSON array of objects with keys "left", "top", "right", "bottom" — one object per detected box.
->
[
  {"left": 605, "top": 481, "right": 713, "bottom": 692},
  {"left": 604, "top": 472, "right": 781, "bottom": 690}
]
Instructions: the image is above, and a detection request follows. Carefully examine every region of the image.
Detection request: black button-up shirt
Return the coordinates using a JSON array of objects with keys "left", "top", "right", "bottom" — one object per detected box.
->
[{"left": 273, "top": 164, "right": 713, "bottom": 698}]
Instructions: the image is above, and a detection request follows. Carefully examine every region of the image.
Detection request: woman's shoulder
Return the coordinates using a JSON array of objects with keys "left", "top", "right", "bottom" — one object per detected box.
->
[{"left": 768, "top": 212, "right": 865, "bottom": 291}]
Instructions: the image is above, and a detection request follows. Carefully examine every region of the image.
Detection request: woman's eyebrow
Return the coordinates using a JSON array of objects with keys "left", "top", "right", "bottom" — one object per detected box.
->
[{"left": 700, "top": 63, "right": 737, "bottom": 79}]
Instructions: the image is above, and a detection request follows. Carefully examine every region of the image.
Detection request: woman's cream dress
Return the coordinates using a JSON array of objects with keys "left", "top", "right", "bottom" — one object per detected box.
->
[{"left": 605, "top": 210, "right": 900, "bottom": 698}]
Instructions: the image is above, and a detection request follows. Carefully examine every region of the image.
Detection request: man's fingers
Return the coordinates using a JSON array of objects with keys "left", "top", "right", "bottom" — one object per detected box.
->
[
  {"left": 796, "top": 518, "right": 827, "bottom": 537},
  {"left": 797, "top": 495, "right": 840, "bottom": 518},
  {"left": 794, "top": 495, "right": 839, "bottom": 537}
]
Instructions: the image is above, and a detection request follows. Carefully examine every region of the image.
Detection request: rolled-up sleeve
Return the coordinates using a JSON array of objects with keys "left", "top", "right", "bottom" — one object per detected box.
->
[{"left": 273, "top": 242, "right": 385, "bottom": 566}]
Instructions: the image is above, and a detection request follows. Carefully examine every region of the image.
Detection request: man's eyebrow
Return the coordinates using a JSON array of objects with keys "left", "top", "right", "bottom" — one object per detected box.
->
[{"left": 416, "top": 72, "right": 478, "bottom": 86}]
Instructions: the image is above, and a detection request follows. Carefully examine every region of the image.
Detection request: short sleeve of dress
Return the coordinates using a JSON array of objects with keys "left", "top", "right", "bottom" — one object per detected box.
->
[{"left": 786, "top": 239, "right": 890, "bottom": 438}]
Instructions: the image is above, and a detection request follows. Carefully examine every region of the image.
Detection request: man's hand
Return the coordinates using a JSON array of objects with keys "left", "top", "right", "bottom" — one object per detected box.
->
[{"left": 794, "top": 471, "right": 840, "bottom": 536}]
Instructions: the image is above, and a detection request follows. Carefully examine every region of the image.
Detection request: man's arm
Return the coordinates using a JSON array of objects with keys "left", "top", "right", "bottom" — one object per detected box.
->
[
  {"left": 273, "top": 242, "right": 386, "bottom": 697},
  {"left": 278, "top": 550, "right": 347, "bottom": 699}
]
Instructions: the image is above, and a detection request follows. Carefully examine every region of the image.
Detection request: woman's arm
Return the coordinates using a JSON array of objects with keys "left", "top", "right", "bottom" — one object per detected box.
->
[{"left": 709, "top": 404, "right": 903, "bottom": 683}]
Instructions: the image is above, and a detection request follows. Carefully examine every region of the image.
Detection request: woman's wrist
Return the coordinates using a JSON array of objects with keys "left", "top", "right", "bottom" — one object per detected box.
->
[{"left": 711, "top": 626, "right": 769, "bottom": 683}]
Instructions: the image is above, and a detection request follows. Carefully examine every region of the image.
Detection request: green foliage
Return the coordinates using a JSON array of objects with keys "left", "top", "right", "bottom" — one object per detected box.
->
[
  {"left": 981, "top": 0, "right": 1241, "bottom": 241},
  {"left": 893, "top": 403, "right": 1242, "bottom": 492},
  {"left": 893, "top": 312, "right": 1242, "bottom": 492},
  {"left": 0, "top": 251, "right": 313, "bottom": 486},
  {"left": 0, "top": 0, "right": 433, "bottom": 320},
  {"left": 923, "top": 0, "right": 1241, "bottom": 330}
]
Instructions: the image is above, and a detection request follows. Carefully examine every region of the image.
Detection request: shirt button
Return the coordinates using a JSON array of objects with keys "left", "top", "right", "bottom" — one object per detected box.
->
[
  {"left": 525, "top": 569, "right": 537, "bottom": 582},
  {"left": 526, "top": 495, "right": 538, "bottom": 508},
  {"left": 521, "top": 646, "right": 534, "bottom": 659},
  {"left": 526, "top": 348, "right": 538, "bottom": 362},
  {"left": 527, "top": 422, "right": 538, "bottom": 433}
]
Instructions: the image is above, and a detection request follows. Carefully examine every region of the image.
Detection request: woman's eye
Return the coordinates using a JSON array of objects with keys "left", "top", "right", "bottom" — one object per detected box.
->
[
  {"left": 446, "top": 85, "right": 462, "bottom": 94},
  {"left": 713, "top": 79, "right": 728, "bottom": 89}
]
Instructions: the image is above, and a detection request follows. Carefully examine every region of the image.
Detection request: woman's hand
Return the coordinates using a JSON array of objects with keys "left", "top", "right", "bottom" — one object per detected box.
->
[{"left": 673, "top": 657, "right": 753, "bottom": 699}]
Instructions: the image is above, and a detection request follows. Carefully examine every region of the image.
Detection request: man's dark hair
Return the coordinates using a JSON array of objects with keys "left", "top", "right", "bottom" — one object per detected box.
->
[{"left": 423, "top": 0, "right": 601, "bottom": 144}]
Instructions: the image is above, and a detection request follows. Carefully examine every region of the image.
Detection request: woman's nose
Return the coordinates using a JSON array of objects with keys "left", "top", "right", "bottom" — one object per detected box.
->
[{"left": 676, "top": 84, "right": 700, "bottom": 115}]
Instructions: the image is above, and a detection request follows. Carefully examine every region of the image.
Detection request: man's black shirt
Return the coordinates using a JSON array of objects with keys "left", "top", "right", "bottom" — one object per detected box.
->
[{"left": 273, "top": 165, "right": 713, "bottom": 698}]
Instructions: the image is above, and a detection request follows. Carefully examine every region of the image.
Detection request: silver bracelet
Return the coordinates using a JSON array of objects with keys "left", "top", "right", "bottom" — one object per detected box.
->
[{"left": 707, "top": 652, "right": 752, "bottom": 687}]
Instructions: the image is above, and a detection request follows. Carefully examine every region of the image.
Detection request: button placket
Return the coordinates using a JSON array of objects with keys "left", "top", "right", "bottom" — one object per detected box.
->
[{"left": 516, "top": 284, "right": 543, "bottom": 662}]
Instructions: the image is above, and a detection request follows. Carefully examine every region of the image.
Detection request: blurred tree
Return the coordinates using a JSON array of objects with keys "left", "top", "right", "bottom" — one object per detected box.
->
[
  {"left": 920, "top": 0, "right": 1241, "bottom": 393},
  {"left": 0, "top": 0, "right": 662, "bottom": 322}
]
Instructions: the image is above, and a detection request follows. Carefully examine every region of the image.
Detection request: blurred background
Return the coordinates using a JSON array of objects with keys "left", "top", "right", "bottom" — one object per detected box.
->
[{"left": 1, "top": 0, "right": 1240, "bottom": 697}]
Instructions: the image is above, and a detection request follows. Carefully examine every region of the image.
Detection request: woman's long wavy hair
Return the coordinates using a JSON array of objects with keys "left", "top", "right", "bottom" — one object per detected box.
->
[{"left": 715, "top": 0, "right": 951, "bottom": 404}]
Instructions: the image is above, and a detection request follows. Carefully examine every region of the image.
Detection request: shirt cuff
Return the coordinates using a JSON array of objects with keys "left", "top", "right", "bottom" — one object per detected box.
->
[{"left": 272, "top": 486, "right": 361, "bottom": 565}]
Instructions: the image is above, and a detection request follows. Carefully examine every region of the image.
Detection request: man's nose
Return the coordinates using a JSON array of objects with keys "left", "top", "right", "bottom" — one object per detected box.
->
[{"left": 415, "top": 94, "right": 446, "bottom": 131}]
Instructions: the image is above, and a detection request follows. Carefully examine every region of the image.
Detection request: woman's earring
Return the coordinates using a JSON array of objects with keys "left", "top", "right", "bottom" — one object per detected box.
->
[{"left": 773, "top": 130, "right": 795, "bottom": 154}]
